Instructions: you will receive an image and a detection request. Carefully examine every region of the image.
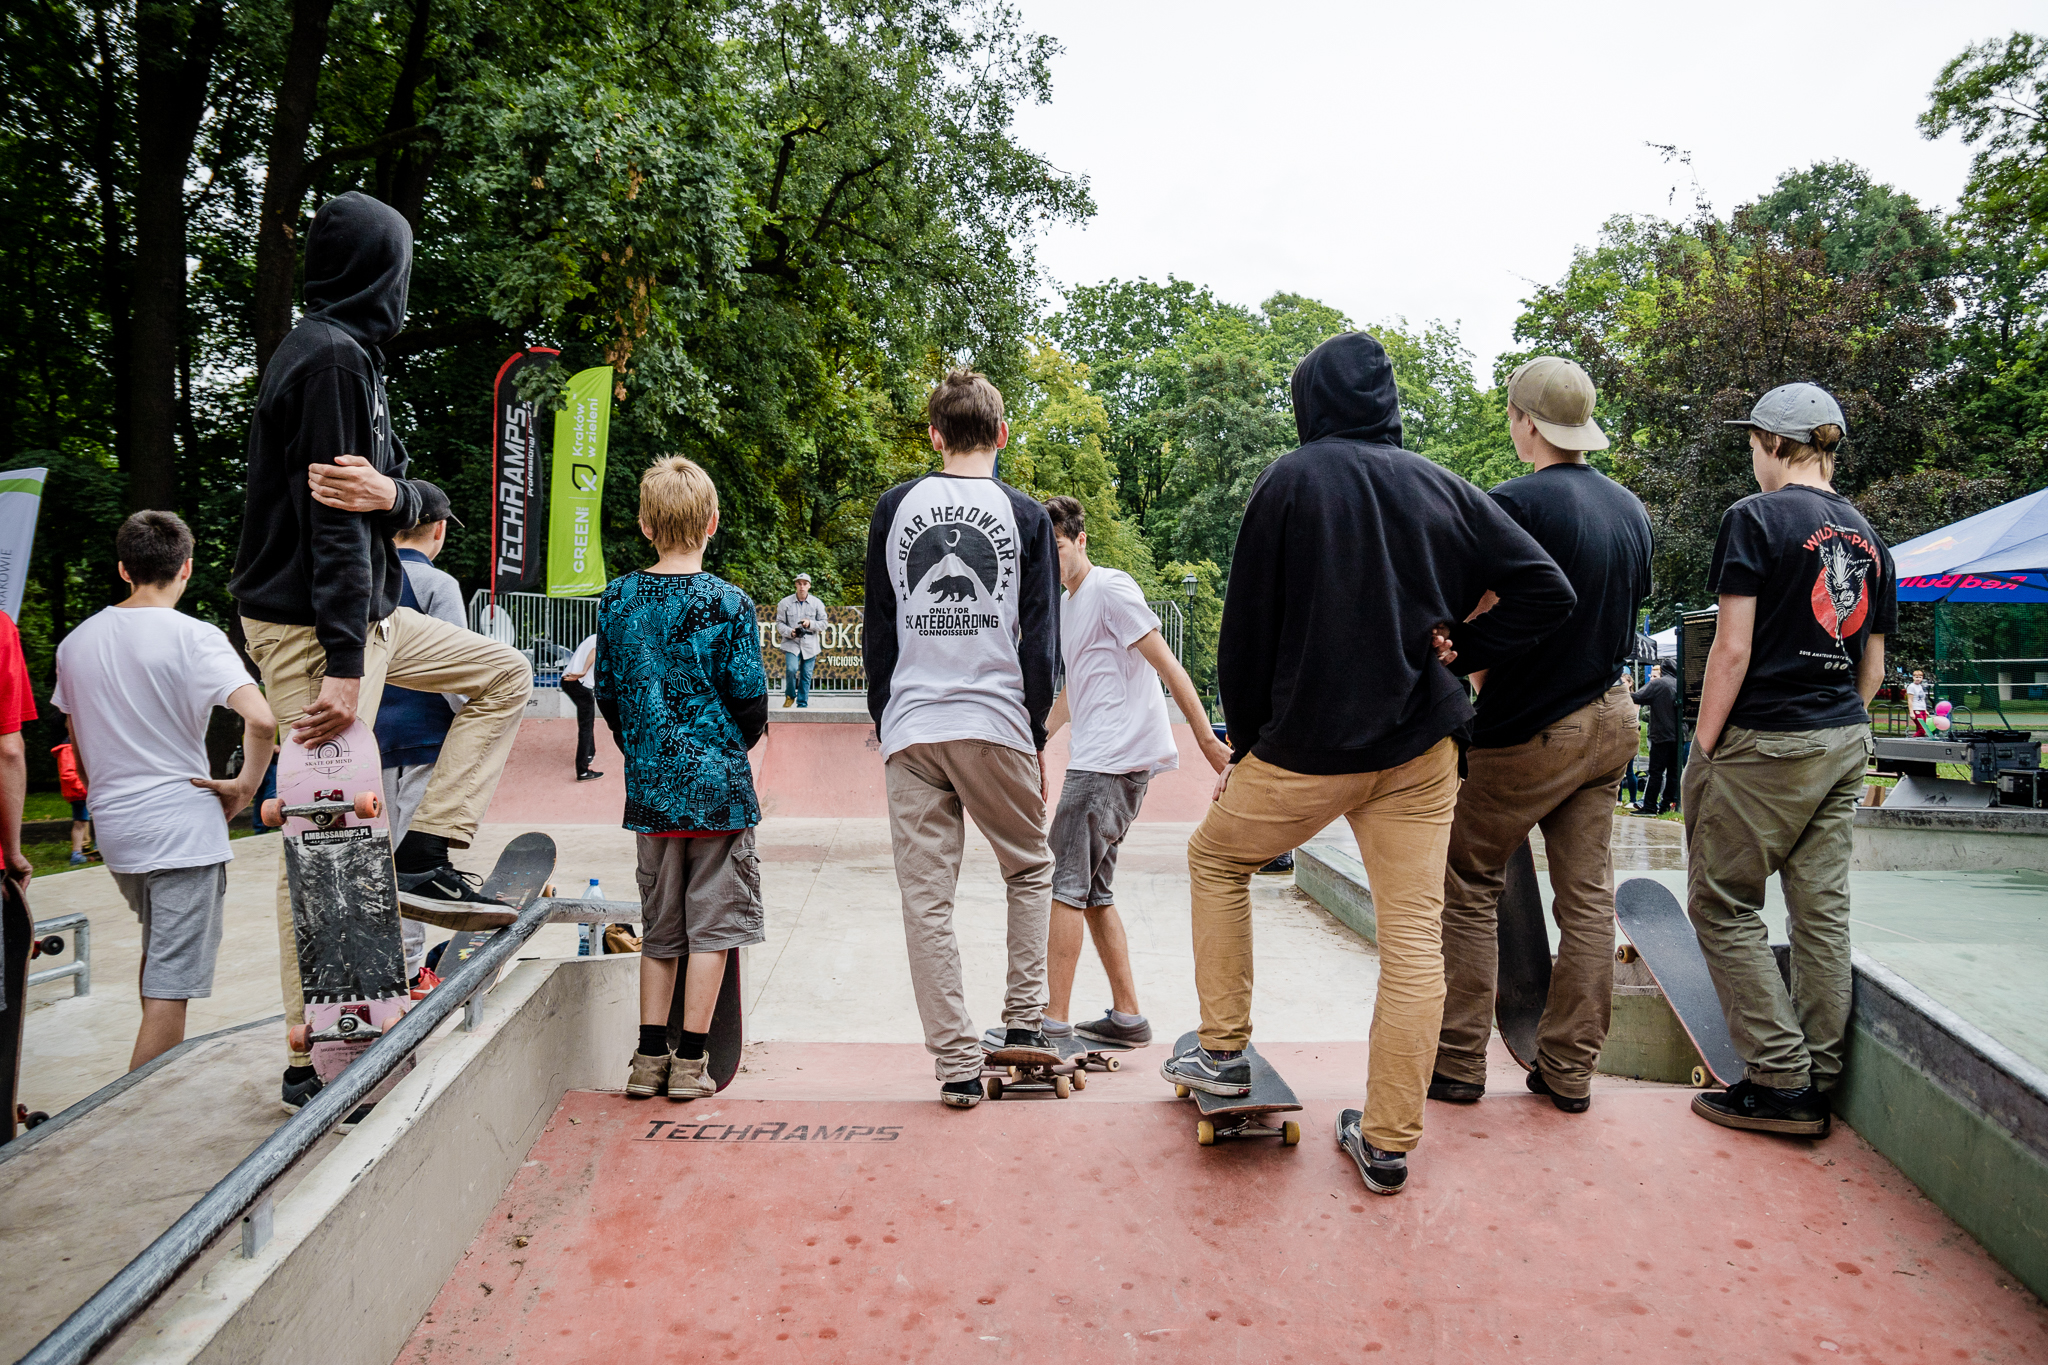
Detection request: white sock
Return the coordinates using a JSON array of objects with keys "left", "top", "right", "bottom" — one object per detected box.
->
[
  {"left": 1041, "top": 1017, "right": 1073, "bottom": 1035},
  {"left": 1110, "top": 1009, "right": 1145, "bottom": 1027}
]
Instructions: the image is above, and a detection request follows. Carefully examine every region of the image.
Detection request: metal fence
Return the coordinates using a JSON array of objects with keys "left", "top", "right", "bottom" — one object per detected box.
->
[{"left": 471, "top": 590, "right": 1193, "bottom": 696}]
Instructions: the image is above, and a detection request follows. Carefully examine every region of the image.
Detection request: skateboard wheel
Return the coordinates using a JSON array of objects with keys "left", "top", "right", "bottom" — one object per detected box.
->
[
  {"left": 1071, "top": 1072, "right": 1087, "bottom": 1091},
  {"left": 287, "top": 1024, "right": 311, "bottom": 1053},
  {"left": 1007, "top": 1065, "right": 1020, "bottom": 1082},
  {"left": 1196, "top": 1119, "right": 1216, "bottom": 1146},
  {"left": 1691, "top": 1065, "right": 1709, "bottom": 1088},
  {"left": 1105, "top": 1057, "right": 1121, "bottom": 1072},
  {"left": 1053, "top": 1075, "right": 1071, "bottom": 1099},
  {"left": 354, "top": 790, "right": 382, "bottom": 819},
  {"left": 1174, "top": 1083, "right": 1191, "bottom": 1099},
  {"left": 32, "top": 935, "right": 62, "bottom": 957},
  {"left": 261, "top": 798, "right": 284, "bottom": 827},
  {"left": 1281, "top": 1121, "right": 1301, "bottom": 1146},
  {"left": 984, "top": 1076, "right": 1003, "bottom": 1101}
]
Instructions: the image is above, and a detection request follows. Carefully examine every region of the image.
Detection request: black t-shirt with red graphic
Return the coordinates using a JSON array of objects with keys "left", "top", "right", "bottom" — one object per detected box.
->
[{"left": 1709, "top": 486, "right": 1897, "bottom": 732}]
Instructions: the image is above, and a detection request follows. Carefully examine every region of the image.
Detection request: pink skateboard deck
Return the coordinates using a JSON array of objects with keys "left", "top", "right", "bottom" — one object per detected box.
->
[{"left": 264, "top": 720, "right": 413, "bottom": 1099}]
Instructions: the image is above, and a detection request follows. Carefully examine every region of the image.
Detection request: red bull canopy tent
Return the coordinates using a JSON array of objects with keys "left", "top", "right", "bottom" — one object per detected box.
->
[{"left": 1892, "top": 485, "right": 2048, "bottom": 602}]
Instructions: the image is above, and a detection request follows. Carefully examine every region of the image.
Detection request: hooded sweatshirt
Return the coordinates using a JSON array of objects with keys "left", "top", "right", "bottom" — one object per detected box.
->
[
  {"left": 229, "top": 192, "right": 424, "bottom": 678},
  {"left": 1217, "top": 332, "right": 1576, "bottom": 776}
]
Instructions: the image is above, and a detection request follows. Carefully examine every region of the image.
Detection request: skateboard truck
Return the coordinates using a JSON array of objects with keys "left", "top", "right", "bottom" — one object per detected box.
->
[
  {"left": 260, "top": 790, "right": 382, "bottom": 830},
  {"left": 288, "top": 1008, "right": 388, "bottom": 1053}
]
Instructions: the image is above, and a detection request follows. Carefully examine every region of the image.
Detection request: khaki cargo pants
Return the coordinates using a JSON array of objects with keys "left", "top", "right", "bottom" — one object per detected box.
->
[
  {"left": 1187, "top": 740, "right": 1459, "bottom": 1153},
  {"left": 1681, "top": 722, "right": 1871, "bottom": 1091},
  {"left": 244, "top": 611, "right": 532, "bottom": 1061},
  {"left": 1436, "top": 684, "right": 1639, "bottom": 1098}
]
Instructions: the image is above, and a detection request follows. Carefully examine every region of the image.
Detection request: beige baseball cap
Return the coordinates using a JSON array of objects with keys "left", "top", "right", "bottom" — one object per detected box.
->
[{"left": 1506, "top": 357, "right": 1609, "bottom": 452}]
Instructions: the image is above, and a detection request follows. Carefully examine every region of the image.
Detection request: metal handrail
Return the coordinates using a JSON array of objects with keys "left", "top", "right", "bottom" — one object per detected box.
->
[{"left": 18, "top": 865, "right": 562, "bottom": 1365}]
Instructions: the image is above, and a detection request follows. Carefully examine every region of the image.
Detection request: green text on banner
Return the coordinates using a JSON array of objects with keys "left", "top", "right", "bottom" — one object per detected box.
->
[{"left": 547, "top": 367, "right": 611, "bottom": 597}]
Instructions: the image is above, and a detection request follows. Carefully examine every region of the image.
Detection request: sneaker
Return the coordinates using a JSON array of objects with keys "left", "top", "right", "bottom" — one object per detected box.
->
[
  {"left": 576, "top": 769, "right": 604, "bottom": 782},
  {"left": 397, "top": 862, "right": 498, "bottom": 904},
  {"left": 281, "top": 1064, "right": 323, "bottom": 1115},
  {"left": 68, "top": 852, "right": 88, "bottom": 866},
  {"left": 668, "top": 1052, "right": 717, "bottom": 1100},
  {"left": 1691, "top": 1079, "right": 1830, "bottom": 1137},
  {"left": 782, "top": 696, "right": 796, "bottom": 709},
  {"left": 940, "top": 1078, "right": 982, "bottom": 1109},
  {"left": 409, "top": 965, "right": 442, "bottom": 1001},
  {"left": 1075, "top": 1011, "right": 1153, "bottom": 1048},
  {"left": 1160, "top": 1041, "right": 1252, "bottom": 1097},
  {"left": 1527, "top": 1068, "right": 1590, "bottom": 1114},
  {"left": 1257, "top": 851, "right": 1295, "bottom": 875},
  {"left": 626, "top": 1050, "right": 672, "bottom": 1098},
  {"left": 1427, "top": 1073, "right": 1484, "bottom": 1104},
  {"left": 986, "top": 1028, "right": 1062, "bottom": 1065},
  {"left": 1336, "top": 1109, "right": 1407, "bottom": 1195}
]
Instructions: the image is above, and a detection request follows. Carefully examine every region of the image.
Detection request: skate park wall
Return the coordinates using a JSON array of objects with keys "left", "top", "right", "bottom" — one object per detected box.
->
[
  {"left": 119, "top": 955, "right": 638, "bottom": 1365},
  {"left": 485, "top": 710, "right": 1225, "bottom": 826}
]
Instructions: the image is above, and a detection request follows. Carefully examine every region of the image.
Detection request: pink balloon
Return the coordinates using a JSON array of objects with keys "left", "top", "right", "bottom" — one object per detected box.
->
[
  {"left": 1932, "top": 715, "right": 1952, "bottom": 731},
  {"left": 1935, "top": 701, "right": 1953, "bottom": 716}
]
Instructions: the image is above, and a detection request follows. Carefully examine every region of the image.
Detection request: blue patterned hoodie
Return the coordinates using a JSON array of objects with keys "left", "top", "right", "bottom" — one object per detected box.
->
[{"left": 594, "top": 571, "right": 769, "bottom": 832}]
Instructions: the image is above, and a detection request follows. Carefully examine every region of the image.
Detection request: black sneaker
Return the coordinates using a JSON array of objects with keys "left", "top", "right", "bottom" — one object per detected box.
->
[
  {"left": 398, "top": 862, "right": 498, "bottom": 904},
  {"left": 940, "top": 1078, "right": 983, "bottom": 1109},
  {"left": 576, "top": 770, "right": 604, "bottom": 782},
  {"left": 1257, "top": 851, "right": 1295, "bottom": 875},
  {"left": 281, "top": 1064, "right": 323, "bottom": 1115},
  {"left": 1336, "top": 1109, "right": 1407, "bottom": 1195},
  {"left": 986, "top": 1028, "right": 1062, "bottom": 1065},
  {"left": 1160, "top": 1042, "right": 1252, "bottom": 1096},
  {"left": 1427, "top": 1073, "right": 1484, "bottom": 1104},
  {"left": 1075, "top": 1010, "right": 1152, "bottom": 1048},
  {"left": 1692, "top": 1079, "right": 1830, "bottom": 1137},
  {"left": 1527, "top": 1068, "right": 1590, "bottom": 1113}
]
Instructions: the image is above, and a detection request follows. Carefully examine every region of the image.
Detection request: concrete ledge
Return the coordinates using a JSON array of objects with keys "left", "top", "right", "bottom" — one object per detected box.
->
[
  {"left": 120, "top": 954, "right": 637, "bottom": 1365},
  {"left": 1295, "top": 844, "right": 1375, "bottom": 943},
  {"left": 1853, "top": 804, "right": 2048, "bottom": 873}
]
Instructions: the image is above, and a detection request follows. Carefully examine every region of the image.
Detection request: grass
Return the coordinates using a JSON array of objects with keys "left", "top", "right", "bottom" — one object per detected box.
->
[
  {"left": 24, "top": 791, "right": 78, "bottom": 823},
  {"left": 26, "top": 824, "right": 266, "bottom": 880}
]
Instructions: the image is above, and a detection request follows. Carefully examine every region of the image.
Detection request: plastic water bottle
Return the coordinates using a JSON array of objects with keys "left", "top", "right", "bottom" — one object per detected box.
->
[{"left": 578, "top": 877, "right": 602, "bottom": 956}]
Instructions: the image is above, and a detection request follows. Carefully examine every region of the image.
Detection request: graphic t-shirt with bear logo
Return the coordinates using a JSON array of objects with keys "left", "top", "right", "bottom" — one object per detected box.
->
[
  {"left": 863, "top": 473, "right": 1060, "bottom": 761},
  {"left": 1708, "top": 485, "right": 1897, "bottom": 733}
]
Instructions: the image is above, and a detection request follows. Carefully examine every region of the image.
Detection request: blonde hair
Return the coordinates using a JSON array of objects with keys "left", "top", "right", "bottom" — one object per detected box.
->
[
  {"left": 1758, "top": 424, "right": 1844, "bottom": 481},
  {"left": 639, "top": 455, "right": 718, "bottom": 552}
]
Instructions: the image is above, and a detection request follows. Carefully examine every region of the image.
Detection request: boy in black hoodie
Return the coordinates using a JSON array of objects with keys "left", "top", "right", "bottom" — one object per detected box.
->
[
  {"left": 1160, "top": 332, "right": 1575, "bottom": 1197},
  {"left": 229, "top": 192, "right": 532, "bottom": 1112}
]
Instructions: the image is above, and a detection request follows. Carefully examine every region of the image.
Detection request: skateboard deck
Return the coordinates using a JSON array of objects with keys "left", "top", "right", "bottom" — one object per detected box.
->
[
  {"left": 981, "top": 1027, "right": 1129, "bottom": 1074},
  {"left": 419, "top": 833, "right": 558, "bottom": 993},
  {"left": 1, "top": 878, "right": 29, "bottom": 1142},
  {"left": 266, "top": 720, "right": 411, "bottom": 1099},
  {"left": 1168, "top": 1029, "right": 1303, "bottom": 1146},
  {"left": 1494, "top": 839, "right": 1550, "bottom": 1070},
  {"left": 1614, "top": 878, "right": 1743, "bottom": 1088},
  {"left": 665, "top": 931, "right": 743, "bottom": 1092},
  {"left": 978, "top": 1033, "right": 1114, "bottom": 1099}
]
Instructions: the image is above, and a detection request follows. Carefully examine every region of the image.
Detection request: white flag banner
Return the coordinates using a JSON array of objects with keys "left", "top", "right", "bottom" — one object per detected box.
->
[{"left": 0, "top": 467, "right": 46, "bottom": 621}]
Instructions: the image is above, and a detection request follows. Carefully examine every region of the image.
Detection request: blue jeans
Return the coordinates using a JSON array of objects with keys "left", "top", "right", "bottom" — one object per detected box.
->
[{"left": 784, "top": 651, "right": 814, "bottom": 706}]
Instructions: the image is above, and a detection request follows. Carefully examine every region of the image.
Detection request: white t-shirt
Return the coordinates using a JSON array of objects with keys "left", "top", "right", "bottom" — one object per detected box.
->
[
  {"left": 566, "top": 634, "right": 597, "bottom": 677},
  {"left": 52, "top": 607, "right": 256, "bottom": 873},
  {"left": 1906, "top": 680, "right": 1928, "bottom": 712},
  {"left": 1061, "top": 567, "right": 1178, "bottom": 776}
]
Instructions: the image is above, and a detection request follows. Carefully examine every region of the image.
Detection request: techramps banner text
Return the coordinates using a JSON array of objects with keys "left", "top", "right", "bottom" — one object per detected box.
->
[
  {"left": 547, "top": 366, "right": 612, "bottom": 598},
  {"left": 490, "top": 347, "right": 558, "bottom": 597}
]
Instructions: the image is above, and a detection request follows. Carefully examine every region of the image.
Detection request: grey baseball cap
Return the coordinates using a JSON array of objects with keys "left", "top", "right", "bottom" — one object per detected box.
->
[
  {"left": 1725, "top": 383, "right": 1846, "bottom": 443},
  {"left": 794, "top": 571, "right": 811, "bottom": 583}
]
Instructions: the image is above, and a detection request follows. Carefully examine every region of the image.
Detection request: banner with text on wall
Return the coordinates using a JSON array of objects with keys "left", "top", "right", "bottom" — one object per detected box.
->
[
  {"left": 490, "top": 347, "right": 558, "bottom": 600},
  {"left": 546, "top": 366, "right": 613, "bottom": 598},
  {"left": 0, "top": 466, "right": 47, "bottom": 621}
]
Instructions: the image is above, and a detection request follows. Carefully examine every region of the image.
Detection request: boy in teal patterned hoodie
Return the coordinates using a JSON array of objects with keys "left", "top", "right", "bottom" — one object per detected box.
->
[{"left": 596, "top": 456, "right": 769, "bottom": 1100}]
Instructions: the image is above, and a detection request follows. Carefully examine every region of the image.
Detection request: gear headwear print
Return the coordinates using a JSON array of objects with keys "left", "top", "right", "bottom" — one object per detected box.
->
[{"left": 907, "top": 524, "right": 1001, "bottom": 604}]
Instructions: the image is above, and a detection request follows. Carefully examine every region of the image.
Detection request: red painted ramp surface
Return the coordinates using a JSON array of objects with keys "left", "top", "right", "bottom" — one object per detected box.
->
[
  {"left": 400, "top": 1043, "right": 2045, "bottom": 1364},
  {"left": 483, "top": 717, "right": 1223, "bottom": 824}
]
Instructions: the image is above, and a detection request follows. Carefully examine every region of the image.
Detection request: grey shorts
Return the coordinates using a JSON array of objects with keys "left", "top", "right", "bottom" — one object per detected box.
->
[
  {"left": 635, "top": 830, "right": 765, "bottom": 958},
  {"left": 1049, "top": 770, "right": 1149, "bottom": 909},
  {"left": 112, "top": 862, "right": 229, "bottom": 1000}
]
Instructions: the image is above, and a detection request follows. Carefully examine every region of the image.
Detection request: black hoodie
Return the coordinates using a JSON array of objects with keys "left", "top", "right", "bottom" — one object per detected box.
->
[
  {"left": 1216, "top": 332, "right": 1576, "bottom": 776},
  {"left": 229, "top": 192, "right": 424, "bottom": 678}
]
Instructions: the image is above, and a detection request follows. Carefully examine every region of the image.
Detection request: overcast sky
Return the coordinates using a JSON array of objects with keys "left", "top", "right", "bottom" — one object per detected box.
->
[{"left": 1008, "top": 1, "right": 2041, "bottom": 378}]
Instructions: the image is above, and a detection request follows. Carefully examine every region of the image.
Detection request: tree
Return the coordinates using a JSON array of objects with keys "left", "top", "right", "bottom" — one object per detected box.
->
[
  {"left": 1372, "top": 316, "right": 1517, "bottom": 488},
  {"left": 1155, "top": 351, "right": 1293, "bottom": 569}
]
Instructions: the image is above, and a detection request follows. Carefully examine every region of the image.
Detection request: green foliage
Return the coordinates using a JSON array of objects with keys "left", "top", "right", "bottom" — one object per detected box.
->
[
  {"left": 1371, "top": 317, "right": 1518, "bottom": 487},
  {"left": 1161, "top": 557, "right": 1222, "bottom": 703}
]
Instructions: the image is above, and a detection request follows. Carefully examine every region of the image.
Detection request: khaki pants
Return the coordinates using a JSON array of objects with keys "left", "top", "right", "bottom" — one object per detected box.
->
[
  {"left": 1436, "top": 685, "right": 1638, "bottom": 1097},
  {"left": 884, "top": 740, "right": 1054, "bottom": 1082},
  {"left": 1187, "top": 740, "right": 1459, "bottom": 1152},
  {"left": 244, "top": 612, "right": 532, "bottom": 1057},
  {"left": 1681, "top": 722, "right": 1870, "bottom": 1091}
]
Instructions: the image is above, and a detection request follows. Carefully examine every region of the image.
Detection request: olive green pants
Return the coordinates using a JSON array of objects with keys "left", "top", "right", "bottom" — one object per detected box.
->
[{"left": 1680, "top": 722, "right": 1871, "bottom": 1091}]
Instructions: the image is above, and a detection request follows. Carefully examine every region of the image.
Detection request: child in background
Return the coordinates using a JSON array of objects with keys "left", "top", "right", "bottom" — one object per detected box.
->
[
  {"left": 597, "top": 457, "right": 769, "bottom": 1101},
  {"left": 54, "top": 742, "right": 91, "bottom": 865},
  {"left": 1906, "top": 669, "right": 1930, "bottom": 736}
]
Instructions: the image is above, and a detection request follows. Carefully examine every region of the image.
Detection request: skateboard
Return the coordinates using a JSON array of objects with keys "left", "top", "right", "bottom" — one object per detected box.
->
[
  {"left": 263, "top": 720, "right": 412, "bottom": 1100},
  {"left": 1, "top": 878, "right": 29, "bottom": 1141},
  {"left": 1167, "top": 1029, "right": 1303, "bottom": 1146},
  {"left": 1614, "top": 877, "right": 1743, "bottom": 1088},
  {"left": 978, "top": 1032, "right": 1118, "bottom": 1100},
  {"left": 666, "top": 926, "right": 743, "bottom": 1092},
  {"left": 1494, "top": 839, "right": 1549, "bottom": 1070},
  {"left": 404, "top": 833, "right": 557, "bottom": 993}
]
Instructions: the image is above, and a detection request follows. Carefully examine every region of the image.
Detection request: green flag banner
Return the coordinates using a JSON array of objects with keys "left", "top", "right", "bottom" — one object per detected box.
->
[
  {"left": 546, "top": 366, "right": 612, "bottom": 597},
  {"left": 0, "top": 466, "right": 47, "bottom": 620}
]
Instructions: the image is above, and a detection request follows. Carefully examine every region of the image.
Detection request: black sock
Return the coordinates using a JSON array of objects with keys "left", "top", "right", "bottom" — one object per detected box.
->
[
  {"left": 676, "top": 1029, "right": 709, "bottom": 1061},
  {"left": 637, "top": 1025, "right": 668, "bottom": 1056},
  {"left": 284, "top": 1064, "right": 317, "bottom": 1083},
  {"left": 395, "top": 830, "right": 449, "bottom": 874}
]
